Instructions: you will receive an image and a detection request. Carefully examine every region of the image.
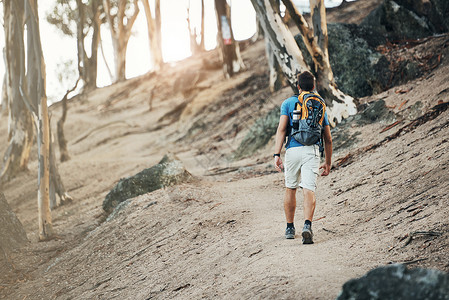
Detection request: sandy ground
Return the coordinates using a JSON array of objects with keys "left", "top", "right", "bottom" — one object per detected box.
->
[{"left": 1, "top": 2, "right": 448, "bottom": 299}]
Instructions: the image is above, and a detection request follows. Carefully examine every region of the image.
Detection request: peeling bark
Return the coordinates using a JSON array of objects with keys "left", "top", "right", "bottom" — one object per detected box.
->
[
  {"left": 265, "top": 39, "right": 288, "bottom": 92},
  {"left": 251, "top": 0, "right": 309, "bottom": 90}
]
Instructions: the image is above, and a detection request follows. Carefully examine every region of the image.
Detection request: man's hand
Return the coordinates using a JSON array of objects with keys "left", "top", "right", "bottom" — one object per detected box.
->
[
  {"left": 319, "top": 163, "right": 331, "bottom": 176},
  {"left": 274, "top": 156, "right": 284, "bottom": 172}
]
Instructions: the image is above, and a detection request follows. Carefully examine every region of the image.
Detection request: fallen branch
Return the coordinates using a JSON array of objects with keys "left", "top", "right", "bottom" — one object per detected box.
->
[
  {"left": 380, "top": 120, "right": 402, "bottom": 133},
  {"left": 402, "top": 231, "right": 442, "bottom": 247},
  {"left": 313, "top": 216, "right": 326, "bottom": 222},
  {"left": 398, "top": 99, "right": 408, "bottom": 110},
  {"left": 336, "top": 153, "right": 352, "bottom": 168}
]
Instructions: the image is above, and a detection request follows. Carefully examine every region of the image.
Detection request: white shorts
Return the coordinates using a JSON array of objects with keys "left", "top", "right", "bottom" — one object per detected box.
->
[{"left": 284, "top": 145, "right": 320, "bottom": 191}]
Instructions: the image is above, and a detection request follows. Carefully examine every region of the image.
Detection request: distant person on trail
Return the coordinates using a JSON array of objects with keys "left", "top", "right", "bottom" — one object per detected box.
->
[{"left": 273, "top": 71, "right": 332, "bottom": 244}]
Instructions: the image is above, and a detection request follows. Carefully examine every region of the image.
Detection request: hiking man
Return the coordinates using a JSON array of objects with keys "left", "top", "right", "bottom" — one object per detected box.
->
[{"left": 273, "top": 71, "right": 332, "bottom": 244}]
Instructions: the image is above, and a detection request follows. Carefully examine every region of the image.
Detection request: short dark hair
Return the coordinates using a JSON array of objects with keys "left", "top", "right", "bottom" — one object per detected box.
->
[{"left": 297, "top": 71, "right": 315, "bottom": 91}]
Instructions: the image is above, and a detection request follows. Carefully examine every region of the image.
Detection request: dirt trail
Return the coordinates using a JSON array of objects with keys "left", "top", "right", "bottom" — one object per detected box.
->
[
  {"left": 1, "top": 2, "right": 448, "bottom": 297},
  {"left": 3, "top": 176, "right": 373, "bottom": 299}
]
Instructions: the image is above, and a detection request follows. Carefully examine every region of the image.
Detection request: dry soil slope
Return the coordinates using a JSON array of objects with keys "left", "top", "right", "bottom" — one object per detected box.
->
[{"left": 3, "top": 38, "right": 449, "bottom": 300}]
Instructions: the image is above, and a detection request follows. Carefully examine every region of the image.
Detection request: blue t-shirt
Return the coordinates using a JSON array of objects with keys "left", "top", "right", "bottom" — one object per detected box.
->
[{"left": 280, "top": 94, "right": 330, "bottom": 149}]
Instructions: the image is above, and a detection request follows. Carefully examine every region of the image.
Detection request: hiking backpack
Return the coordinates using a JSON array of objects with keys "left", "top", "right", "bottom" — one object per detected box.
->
[{"left": 291, "top": 92, "right": 326, "bottom": 150}]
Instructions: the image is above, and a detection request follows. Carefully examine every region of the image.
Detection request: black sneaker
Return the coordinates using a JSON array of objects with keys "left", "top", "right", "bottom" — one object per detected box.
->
[
  {"left": 302, "top": 224, "right": 314, "bottom": 244},
  {"left": 285, "top": 227, "right": 295, "bottom": 239}
]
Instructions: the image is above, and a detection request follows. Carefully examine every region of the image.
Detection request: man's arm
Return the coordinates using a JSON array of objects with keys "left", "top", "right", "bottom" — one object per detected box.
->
[
  {"left": 320, "top": 125, "right": 332, "bottom": 176},
  {"left": 274, "top": 115, "right": 288, "bottom": 172}
]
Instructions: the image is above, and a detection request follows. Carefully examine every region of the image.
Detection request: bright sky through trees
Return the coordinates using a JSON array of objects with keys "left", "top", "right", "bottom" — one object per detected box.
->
[{"left": 0, "top": 0, "right": 346, "bottom": 104}]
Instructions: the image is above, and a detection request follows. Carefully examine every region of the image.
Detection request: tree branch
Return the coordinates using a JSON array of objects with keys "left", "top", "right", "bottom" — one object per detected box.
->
[{"left": 124, "top": 0, "right": 140, "bottom": 40}]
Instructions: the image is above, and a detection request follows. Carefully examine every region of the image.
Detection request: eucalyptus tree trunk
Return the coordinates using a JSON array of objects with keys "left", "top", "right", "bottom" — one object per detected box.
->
[
  {"left": 103, "top": 0, "right": 140, "bottom": 82},
  {"left": 266, "top": 39, "right": 287, "bottom": 92},
  {"left": 76, "top": 0, "right": 100, "bottom": 91},
  {"left": 250, "top": 0, "right": 356, "bottom": 125},
  {"left": 308, "top": 0, "right": 336, "bottom": 96},
  {"left": 187, "top": 3, "right": 199, "bottom": 55},
  {"left": 187, "top": 0, "right": 206, "bottom": 55},
  {"left": 1, "top": 77, "right": 7, "bottom": 116},
  {"left": 57, "top": 78, "right": 80, "bottom": 163},
  {"left": 1, "top": 0, "right": 34, "bottom": 183},
  {"left": 250, "top": 0, "right": 308, "bottom": 88},
  {"left": 141, "top": 0, "right": 163, "bottom": 70},
  {"left": 214, "top": 0, "right": 245, "bottom": 78},
  {"left": 24, "top": 0, "right": 53, "bottom": 240},
  {"left": 200, "top": 0, "right": 205, "bottom": 51},
  {"left": 49, "top": 128, "right": 72, "bottom": 209},
  {"left": 265, "top": 0, "right": 287, "bottom": 92}
]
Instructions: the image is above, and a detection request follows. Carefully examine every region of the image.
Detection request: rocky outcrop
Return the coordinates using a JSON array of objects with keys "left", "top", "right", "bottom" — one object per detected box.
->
[
  {"left": 295, "top": 23, "right": 390, "bottom": 98},
  {"left": 0, "top": 191, "right": 28, "bottom": 266},
  {"left": 362, "top": 0, "right": 449, "bottom": 40},
  {"left": 103, "top": 154, "right": 193, "bottom": 214},
  {"left": 337, "top": 264, "right": 449, "bottom": 300},
  {"left": 295, "top": 0, "right": 449, "bottom": 99},
  {"left": 355, "top": 99, "right": 396, "bottom": 125}
]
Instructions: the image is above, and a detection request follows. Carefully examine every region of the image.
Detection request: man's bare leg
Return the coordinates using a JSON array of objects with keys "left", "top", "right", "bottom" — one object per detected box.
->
[
  {"left": 303, "top": 188, "right": 316, "bottom": 222},
  {"left": 284, "top": 188, "right": 297, "bottom": 223},
  {"left": 284, "top": 188, "right": 297, "bottom": 239},
  {"left": 302, "top": 188, "right": 316, "bottom": 244}
]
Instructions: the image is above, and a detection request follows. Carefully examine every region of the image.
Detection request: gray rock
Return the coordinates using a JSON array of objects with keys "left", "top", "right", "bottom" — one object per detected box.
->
[
  {"left": 103, "top": 154, "right": 193, "bottom": 214},
  {"left": 0, "top": 191, "right": 28, "bottom": 266},
  {"left": 337, "top": 264, "right": 449, "bottom": 300},
  {"left": 360, "top": 0, "right": 448, "bottom": 41},
  {"left": 327, "top": 23, "right": 389, "bottom": 98},
  {"left": 390, "top": 0, "right": 449, "bottom": 33},
  {"left": 357, "top": 99, "right": 396, "bottom": 125},
  {"left": 233, "top": 106, "right": 279, "bottom": 159}
]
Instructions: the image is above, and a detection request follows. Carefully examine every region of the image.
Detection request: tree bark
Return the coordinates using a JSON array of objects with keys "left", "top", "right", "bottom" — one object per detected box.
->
[
  {"left": 266, "top": 39, "right": 288, "bottom": 92},
  {"left": 57, "top": 78, "right": 80, "bottom": 162},
  {"left": 142, "top": 0, "right": 163, "bottom": 70},
  {"left": 49, "top": 127, "right": 72, "bottom": 209},
  {"left": 308, "top": 0, "right": 334, "bottom": 89},
  {"left": 214, "top": 0, "right": 246, "bottom": 78},
  {"left": 1, "top": 73, "right": 7, "bottom": 117},
  {"left": 200, "top": 0, "right": 205, "bottom": 51},
  {"left": 187, "top": 0, "right": 206, "bottom": 55},
  {"left": 187, "top": 3, "right": 199, "bottom": 55},
  {"left": 24, "top": 0, "right": 53, "bottom": 240},
  {"left": 251, "top": 0, "right": 308, "bottom": 91},
  {"left": 85, "top": 0, "right": 100, "bottom": 91},
  {"left": 103, "top": 0, "right": 140, "bottom": 82},
  {"left": 250, "top": 0, "right": 356, "bottom": 125},
  {"left": 1, "top": 0, "right": 34, "bottom": 183},
  {"left": 75, "top": 0, "right": 100, "bottom": 92}
]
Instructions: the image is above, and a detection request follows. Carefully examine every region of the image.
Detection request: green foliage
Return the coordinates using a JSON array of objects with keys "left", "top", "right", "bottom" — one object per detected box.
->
[
  {"left": 45, "top": 0, "right": 101, "bottom": 38},
  {"left": 46, "top": 0, "right": 78, "bottom": 37}
]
